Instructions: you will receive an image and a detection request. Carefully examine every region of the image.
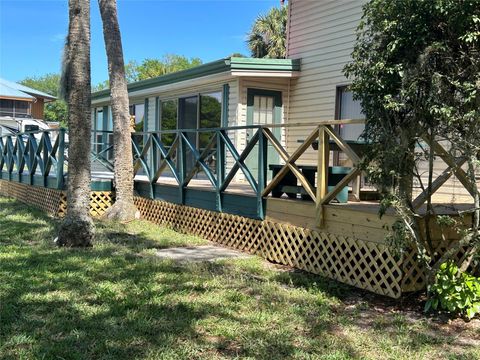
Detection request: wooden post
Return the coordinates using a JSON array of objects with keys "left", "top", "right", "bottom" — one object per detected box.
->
[
  {"left": 316, "top": 126, "right": 329, "bottom": 227},
  {"left": 178, "top": 131, "right": 186, "bottom": 205},
  {"left": 351, "top": 174, "right": 361, "bottom": 201},
  {"left": 257, "top": 128, "right": 267, "bottom": 219},
  {"left": 42, "top": 133, "right": 49, "bottom": 188},
  {"left": 57, "top": 129, "right": 65, "bottom": 189},
  {"left": 28, "top": 133, "right": 36, "bottom": 185},
  {"left": 216, "top": 130, "right": 225, "bottom": 212},
  {"left": 151, "top": 133, "right": 158, "bottom": 186}
]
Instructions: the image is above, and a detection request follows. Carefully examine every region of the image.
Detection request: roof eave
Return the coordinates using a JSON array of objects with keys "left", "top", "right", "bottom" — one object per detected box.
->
[{"left": 91, "top": 57, "right": 301, "bottom": 100}]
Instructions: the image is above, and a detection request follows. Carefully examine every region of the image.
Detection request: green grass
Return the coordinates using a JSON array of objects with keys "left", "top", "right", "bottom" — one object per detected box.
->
[{"left": 0, "top": 196, "right": 478, "bottom": 360}]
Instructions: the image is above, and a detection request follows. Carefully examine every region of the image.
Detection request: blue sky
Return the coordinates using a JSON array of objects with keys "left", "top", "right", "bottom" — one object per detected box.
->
[{"left": 0, "top": 0, "right": 279, "bottom": 86}]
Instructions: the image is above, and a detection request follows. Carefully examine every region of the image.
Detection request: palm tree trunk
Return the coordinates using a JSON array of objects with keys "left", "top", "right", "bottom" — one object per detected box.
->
[
  {"left": 57, "top": 0, "right": 94, "bottom": 247},
  {"left": 98, "top": 0, "right": 138, "bottom": 221}
]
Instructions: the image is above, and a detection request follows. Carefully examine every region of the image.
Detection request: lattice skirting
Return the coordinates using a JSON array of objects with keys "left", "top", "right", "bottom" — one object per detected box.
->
[
  {"left": 134, "top": 196, "right": 404, "bottom": 298},
  {"left": 4, "top": 180, "right": 469, "bottom": 299},
  {"left": 0, "top": 180, "right": 114, "bottom": 218},
  {"left": 0, "top": 180, "right": 65, "bottom": 215},
  {"left": 401, "top": 242, "right": 476, "bottom": 293}
]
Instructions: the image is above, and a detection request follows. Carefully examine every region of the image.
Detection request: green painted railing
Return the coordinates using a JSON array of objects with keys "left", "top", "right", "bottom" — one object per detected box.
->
[
  {"left": 129, "top": 125, "right": 270, "bottom": 218},
  {"left": 0, "top": 128, "right": 66, "bottom": 189},
  {"left": 1, "top": 119, "right": 367, "bottom": 222}
]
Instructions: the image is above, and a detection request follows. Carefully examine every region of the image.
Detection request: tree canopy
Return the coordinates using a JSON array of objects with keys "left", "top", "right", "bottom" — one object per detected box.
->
[
  {"left": 92, "top": 54, "right": 203, "bottom": 91},
  {"left": 247, "top": 5, "right": 287, "bottom": 58},
  {"left": 344, "top": 0, "right": 480, "bottom": 285},
  {"left": 20, "top": 74, "right": 67, "bottom": 126}
]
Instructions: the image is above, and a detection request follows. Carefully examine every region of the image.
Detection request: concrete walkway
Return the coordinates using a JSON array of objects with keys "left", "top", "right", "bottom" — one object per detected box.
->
[{"left": 155, "top": 245, "right": 252, "bottom": 263}]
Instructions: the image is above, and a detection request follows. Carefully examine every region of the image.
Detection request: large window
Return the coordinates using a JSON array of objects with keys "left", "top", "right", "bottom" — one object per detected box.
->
[
  {"left": 199, "top": 92, "right": 222, "bottom": 148},
  {"left": 0, "top": 99, "right": 31, "bottom": 118},
  {"left": 129, "top": 103, "right": 145, "bottom": 132},
  {"left": 160, "top": 99, "right": 177, "bottom": 145},
  {"left": 160, "top": 92, "right": 222, "bottom": 148}
]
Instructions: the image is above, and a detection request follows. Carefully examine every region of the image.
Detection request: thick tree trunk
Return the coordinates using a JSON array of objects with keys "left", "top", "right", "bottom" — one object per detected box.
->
[
  {"left": 98, "top": 0, "right": 138, "bottom": 221},
  {"left": 57, "top": 0, "right": 94, "bottom": 247}
]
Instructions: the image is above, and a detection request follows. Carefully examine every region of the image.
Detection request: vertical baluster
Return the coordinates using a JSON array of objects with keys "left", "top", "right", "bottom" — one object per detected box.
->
[
  {"left": 17, "top": 134, "right": 24, "bottom": 183},
  {"left": 147, "top": 134, "right": 154, "bottom": 199},
  {"left": 43, "top": 132, "right": 49, "bottom": 187},
  {"left": 178, "top": 132, "right": 186, "bottom": 205},
  {"left": 316, "top": 126, "right": 329, "bottom": 227},
  {"left": 57, "top": 129, "right": 65, "bottom": 189},
  {"left": 0, "top": 137, "right": 4, "bottom": 179},
  {"left": 216, "top": 130, "right": 225, "bottom": 212},
  {"left": 28, "top": 133, "right": 36, "bottom": 185},
  {"left": 257, "top": 127, "right": 267, "bottom": 219},
  {"left": 7, "top": 136, "right": 14, "bottom": 181}
]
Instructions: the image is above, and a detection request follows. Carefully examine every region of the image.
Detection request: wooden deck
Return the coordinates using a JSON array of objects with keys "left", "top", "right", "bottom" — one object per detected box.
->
[{"left": 2, "top": 123, "right": 476, "bottom": 299}]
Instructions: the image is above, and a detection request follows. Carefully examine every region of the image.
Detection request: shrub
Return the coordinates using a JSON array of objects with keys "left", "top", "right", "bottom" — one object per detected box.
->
[{"left": 425, "top": 261, "right": 480, "bottom": 319}]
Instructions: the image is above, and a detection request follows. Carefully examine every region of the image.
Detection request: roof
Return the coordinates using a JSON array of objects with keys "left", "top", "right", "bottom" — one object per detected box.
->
[
  {"left": 0, "top": 82, "right": 35, "bottom": 101},
  {"left": 0, "top": 78, "right": 57, "bottom": 101},
  {"left": 92, "top": 57, "right": 301, "bottom": 100}
]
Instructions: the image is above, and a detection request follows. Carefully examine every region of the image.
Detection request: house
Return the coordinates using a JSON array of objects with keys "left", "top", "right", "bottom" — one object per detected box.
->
[
  {"left": 91, "top": 57, "right": 300, "bottom": 174},
  {"left": 2, "top": 0, "right": 474, "bottom": 298},
  {"left": 92, "top": 0, "right": 472, "bottom": 203},
  {"left": 0, "top": 78, "right": 56, "bottom": 136}
]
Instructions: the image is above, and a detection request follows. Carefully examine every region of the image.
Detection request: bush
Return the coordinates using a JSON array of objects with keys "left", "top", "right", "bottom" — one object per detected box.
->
[{"left": 425, "top": 261, "right": 480, "bottom": 319}]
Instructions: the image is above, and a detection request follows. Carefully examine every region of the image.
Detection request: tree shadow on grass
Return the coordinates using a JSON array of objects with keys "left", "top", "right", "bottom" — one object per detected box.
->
[
  {"left": 0, "top": 199, "right": 365, "bottom": 359},
  {"left": 0, "top": 234, "right": 364, "bottom": 359},
  {"left": 5, "top": 198, "right": 474, "bottom": 359}
]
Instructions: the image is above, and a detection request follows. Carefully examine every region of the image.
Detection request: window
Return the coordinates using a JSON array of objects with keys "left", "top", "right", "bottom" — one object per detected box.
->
[
  {"left": 199, "top": 92, "right": 222, "bottom": 148},
  {"left": 129, "top": 103, "right": 145, "bottom": 132},
  {"left": 253, "top": 95, "right": 274, "bottom": 125},
  {"left": 107, "top": 107, "right": 113, "bottom": 131},
  {"left": 199, "top": 92, "right": 222, "bottom": 129},
  {"left": 160, "top": 99, "right": 177, "bottom": 145},
  {"left": 15, "top": 101, "right": 30, "bottom": 117},
  {"left": 0, "top": 99, "right": 31, "bottom": 118},
  {"left": 95, "top": 109, "right": 103, "bottom": 131},
  {"left": 95, "top": 108, "right": 104, "bottom": 154},
  {"left": 336, "top": 86, "right": 365, "bottom": 141},
  {"left": 179, "top": 96, "right": 198, "bottom": 131},
  {"left": 0, "top": 99, "right": 14, "bottom": 116}
]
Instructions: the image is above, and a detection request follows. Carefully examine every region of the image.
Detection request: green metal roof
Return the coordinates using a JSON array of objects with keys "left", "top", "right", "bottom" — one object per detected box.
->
[{"left": 91, "top": 57, "right": 300, "bottom": 100}]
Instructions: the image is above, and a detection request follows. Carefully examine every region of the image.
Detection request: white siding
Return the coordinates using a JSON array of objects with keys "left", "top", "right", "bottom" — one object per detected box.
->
[
  {"left": 286, "top": 0, "right": 477, "bottom": 202},
  {"left": 286, "top": 0, "right": 365, "bottom": 163}
]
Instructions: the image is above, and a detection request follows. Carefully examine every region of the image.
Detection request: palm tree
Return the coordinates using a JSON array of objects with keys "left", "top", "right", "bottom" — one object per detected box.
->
[
  {"left": 98, "top": 0, "right": 138, "bottom": 221},
  {"left": 57, "top": 0, "right": 95, "bottom": 247},
  {"left": 247, "top": 5, "right": 287, "bottom": 59}
]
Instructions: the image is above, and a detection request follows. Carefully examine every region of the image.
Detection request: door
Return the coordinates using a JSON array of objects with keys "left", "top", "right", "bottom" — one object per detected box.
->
[{"left": 246, "top": 89, "right": 282, "bottom": 181}]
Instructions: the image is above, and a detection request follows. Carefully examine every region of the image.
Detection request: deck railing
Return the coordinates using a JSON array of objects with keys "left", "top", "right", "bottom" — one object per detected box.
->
[
  {"left": 1, "top": 120, "right": 368, "bottom": 224},
  {"left": 0, "top": 128, "right": 66, "bottom": 189},
  {"left": 96, "top": 119, "right": 367, "bottom": 224}
]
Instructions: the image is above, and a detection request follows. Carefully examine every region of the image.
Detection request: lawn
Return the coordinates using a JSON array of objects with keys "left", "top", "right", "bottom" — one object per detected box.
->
[{"left": 0, "top": 196, "right": 478, "bottom": 360}]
